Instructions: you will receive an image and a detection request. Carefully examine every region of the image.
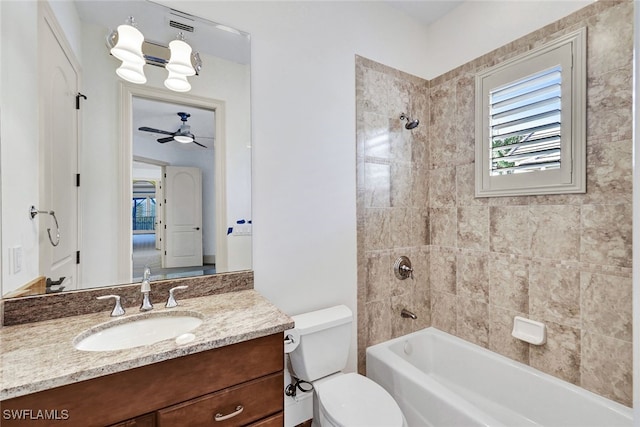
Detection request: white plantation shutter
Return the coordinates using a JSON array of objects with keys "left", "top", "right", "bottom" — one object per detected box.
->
[
  {"left": 475, "top": 28, "right": 586, "bottom": 197},
  {"left": 489, "top": 66, "right": 562, "bottom": 175}
]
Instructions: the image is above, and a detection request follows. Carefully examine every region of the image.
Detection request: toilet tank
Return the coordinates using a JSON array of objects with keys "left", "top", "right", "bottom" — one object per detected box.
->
[{"left": 289, "top": 305, "right": 352, "bottom": 382}]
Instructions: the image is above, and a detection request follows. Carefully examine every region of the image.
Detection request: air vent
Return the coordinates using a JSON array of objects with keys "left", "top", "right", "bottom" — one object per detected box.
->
[{"left": 170, "top": 20, "right": 194, "bottom": 33}]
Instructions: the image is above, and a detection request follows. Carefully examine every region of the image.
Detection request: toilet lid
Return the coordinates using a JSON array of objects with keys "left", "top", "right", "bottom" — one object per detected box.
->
[{"left": 316, "top": 373, "right": 403, "bottom": 427}]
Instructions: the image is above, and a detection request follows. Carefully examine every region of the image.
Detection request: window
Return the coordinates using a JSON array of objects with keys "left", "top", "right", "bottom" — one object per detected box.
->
[{"left": 475, "top": 28, "right": 586, "bottom": 197}]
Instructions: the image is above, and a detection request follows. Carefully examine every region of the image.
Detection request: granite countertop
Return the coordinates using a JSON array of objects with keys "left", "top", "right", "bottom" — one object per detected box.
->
[{"left": 0, "top": 289, "right": 294, "bottom": 401}]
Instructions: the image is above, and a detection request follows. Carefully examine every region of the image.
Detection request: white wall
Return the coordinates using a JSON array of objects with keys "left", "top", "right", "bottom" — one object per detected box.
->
[
  {"left": 0, "top": 2, "right": 40, "bottom": 294},
  {"left": 422, "top": 0, "right": 593, "bottom": 78}
]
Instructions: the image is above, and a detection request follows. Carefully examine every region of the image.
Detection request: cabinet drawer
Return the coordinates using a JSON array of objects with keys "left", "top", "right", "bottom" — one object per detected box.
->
[
  {"left": 157, "top": 373, "right": 283, "bottom": 427},
  {"left": 109, "top": 413, "right": 156, "bottom": 427},
  {"left": 248, "top": 412, "right": 284, "bottom": 427}
]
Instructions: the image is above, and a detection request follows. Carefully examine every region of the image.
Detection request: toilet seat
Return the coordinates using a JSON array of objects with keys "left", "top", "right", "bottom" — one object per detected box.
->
[{"left": 315, "top": 373, "right": 404, "bottom": 427}]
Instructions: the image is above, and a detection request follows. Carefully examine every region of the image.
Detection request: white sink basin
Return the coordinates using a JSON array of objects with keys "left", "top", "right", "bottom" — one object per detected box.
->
[{"left": 73, "top": 311, "right": 204, "bottom": 352}]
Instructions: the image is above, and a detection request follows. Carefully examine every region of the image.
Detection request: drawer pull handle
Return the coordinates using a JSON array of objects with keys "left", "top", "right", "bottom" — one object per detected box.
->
[{"left": 214, "top": 405, "right": 244, "bottom": 422}]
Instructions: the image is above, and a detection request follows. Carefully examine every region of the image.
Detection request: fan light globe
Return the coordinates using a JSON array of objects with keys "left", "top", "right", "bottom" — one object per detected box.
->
[
  {"left": 166, "top": 39, "right": 195, "bottom": 76},
  {"left": 110, "top": 24, "right": 145, "bottom": 65},
  {"left": 164, "top": 71, "right": 191, "bottom": 92},
  {"left": 116, "top": 61, "right": 146, "bottom": 84},
  {"left": 174, "top": 135, "right": 193, "bottom": 144}
]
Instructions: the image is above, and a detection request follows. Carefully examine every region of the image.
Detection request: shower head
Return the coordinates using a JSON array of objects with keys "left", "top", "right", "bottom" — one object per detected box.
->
[{"left": 400, "top": 113, "right": 419, "bottom": 130}]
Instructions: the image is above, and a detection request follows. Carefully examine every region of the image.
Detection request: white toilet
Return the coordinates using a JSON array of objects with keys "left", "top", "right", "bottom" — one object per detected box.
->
[{"left": 287, "top": 305, "right": 406, "bottom": 427}]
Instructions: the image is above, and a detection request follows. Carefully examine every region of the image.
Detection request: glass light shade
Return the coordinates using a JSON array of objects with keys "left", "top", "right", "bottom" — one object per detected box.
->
[
  {"left": 166, "top": 39, "right": 195, "bottom": 76},
  {"left": 174, "top": 135, "right": 193, "bottom": 144},
  {"left": 164, "top": 71, "right": 191, "bottom": 92},
  {"left": 116, "top": 61, "right": 146, "bottom": 84},
  {"left": 110, "top": 24, "right": 145, "bottom": 65}
]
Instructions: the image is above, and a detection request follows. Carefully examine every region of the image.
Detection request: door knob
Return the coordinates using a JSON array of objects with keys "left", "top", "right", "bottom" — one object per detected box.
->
[{"left": 193, "top": 227, "right": 200, "bottom": 230}]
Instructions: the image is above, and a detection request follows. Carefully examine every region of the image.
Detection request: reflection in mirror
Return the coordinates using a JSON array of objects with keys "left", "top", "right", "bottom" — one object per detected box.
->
[
  {"left": 132, "top": 97, "right": 217, "bottom": 282},
  {"left": 0, "top": 1, "right": 252, "bottom": 298}
]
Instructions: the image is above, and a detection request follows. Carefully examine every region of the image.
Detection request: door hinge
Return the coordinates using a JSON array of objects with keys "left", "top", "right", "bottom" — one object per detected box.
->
[
  {"left": 76, "top": 93, "right": 87, "bottom": 110},
  {"left": 164, "top": 250, "right": 167, "bottom": 255},
  {"left": 76, "top": 251, "right": 81, "bottom": 264},
  {"left": 76, "top": 174, "right": 80, "bottom": 187}
]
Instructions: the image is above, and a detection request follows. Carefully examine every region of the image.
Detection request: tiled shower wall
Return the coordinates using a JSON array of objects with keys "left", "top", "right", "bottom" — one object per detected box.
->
[
  {"left": 356, "top": 0, "right": 633, "bottom": 406},
  {"left": 355, "top": 57, "right": 432, "bottom": 371}
]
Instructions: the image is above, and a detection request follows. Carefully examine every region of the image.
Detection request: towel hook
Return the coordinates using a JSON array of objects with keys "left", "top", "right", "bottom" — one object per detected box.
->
[{"left": 30, "top": 206, "right": 60, "bottom": 247}]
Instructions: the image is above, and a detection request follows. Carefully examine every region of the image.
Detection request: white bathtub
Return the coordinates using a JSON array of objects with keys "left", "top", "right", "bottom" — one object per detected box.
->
[{"left": 366, "top": 327, "right": 632, "bottom": 427}]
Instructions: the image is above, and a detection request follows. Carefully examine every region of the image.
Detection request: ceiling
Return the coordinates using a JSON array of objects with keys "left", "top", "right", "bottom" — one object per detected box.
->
[{"left": 384, "top": 1, "right": 464, "bottom": 27}]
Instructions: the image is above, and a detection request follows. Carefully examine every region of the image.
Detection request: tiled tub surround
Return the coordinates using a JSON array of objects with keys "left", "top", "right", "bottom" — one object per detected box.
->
[
  {"left": 1, "top": 270, "right": 254, "bottom": 326},
  {"left": 0, "top": 289, "right": 294, "bottom": 400},
  {"left": 356, "top": 0, "right": 633, "bottom": 406}
]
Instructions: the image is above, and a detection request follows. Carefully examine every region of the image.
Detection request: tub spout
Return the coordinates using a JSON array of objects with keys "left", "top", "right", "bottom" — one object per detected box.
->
[{"left": 401, "top": 309, "right": 417, "bottom": 319}]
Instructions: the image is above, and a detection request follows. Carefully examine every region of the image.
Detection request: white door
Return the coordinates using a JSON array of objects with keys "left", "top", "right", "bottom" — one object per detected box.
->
[
  {"left": 39, "top": 8, "right": 79, "bottom": 290},
  {"left": 162, "top": 166, "right": 203, "bottom": 268}
]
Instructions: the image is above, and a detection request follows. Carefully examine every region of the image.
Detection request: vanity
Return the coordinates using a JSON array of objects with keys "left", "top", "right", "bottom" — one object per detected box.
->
[{"left": 0, "top": 289, "right": 294, "bottom": 427}]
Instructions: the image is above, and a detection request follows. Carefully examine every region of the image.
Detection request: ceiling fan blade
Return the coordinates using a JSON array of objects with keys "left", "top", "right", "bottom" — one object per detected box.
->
[
  {"left": 193, "top": 140, "right": 207, "bottom": 148},
  {"left": 139, "top": 126, "right": 174, "bottom": 135},
  {"left": 157, "top": 137, "right": 174, "bottom": 143}
]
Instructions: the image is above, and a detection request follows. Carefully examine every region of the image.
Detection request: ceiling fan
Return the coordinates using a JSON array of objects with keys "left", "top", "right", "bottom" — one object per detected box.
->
[{"left": 138, "top": 112, "right": 210, "bottom": 148}]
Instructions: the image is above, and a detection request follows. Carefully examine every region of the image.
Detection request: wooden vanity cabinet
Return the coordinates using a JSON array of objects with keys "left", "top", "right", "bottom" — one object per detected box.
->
[{"left": 2, "top": 333, "right": 284, "bottom": 427}]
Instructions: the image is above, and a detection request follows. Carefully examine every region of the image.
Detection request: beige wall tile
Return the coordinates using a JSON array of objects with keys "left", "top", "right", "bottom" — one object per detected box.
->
[
  {"left": 529, "top": 321, "right": 581, "bottom": 385},
  {"left": 431, "top": 291, "right": 457, "bottom": 335},
  {"left": 489, "top": 206, "right": 531, "bottom": 256},
  {"left": 530, "top": 264, "right": 581, "bottom": 329},
  {"left": 430, "top": 248, "right": 456, "bottom": 294},
  {"left": 365, "top": 252, "right": 392, "bottom": 303},
  {"left": 489, "top": 257, "right": 529, "bottom": 313},
  {"left": 429, "top": 167, "right": 456, "bottom": 208},
  {"left": 429, "top": 207, "right": 457, "bottom": 247},
  {"left": 456, "top": 164, "right": 487, "bottom": 207},
  {"left": 489, "top": 306, "right": 529, "bottom": 364},
  {"left": 457, "top": 253, "right": 489, "bottom": 303},
  {"left": 390, "top": 208, "right": 412, "bottom": 248},
  {"left": 530, "top": 205, "right": 580, "bottom": 261},
  {"left": 581, "top": 332, "right": 632, "bottom": 406},
  {"left": 457, "top": 206, "right": 489, "bottom": 251},
  {"left": 585, "top": 139, "right": 632, "bottom": 205},
  {"left": 456, "top": 296, "right": 489, "bottom": 348},
  {"left": 364, "top": 162, "right": 390, "bottom": 208},
  {"left": 581, "top": 272, "right": 632, "bottom": 341},
  {"left": 581, "top": 204, "right": 632, "bottom": 268},
  {"left": 364, "top": 208, "right": 390, "bottom": 250}
]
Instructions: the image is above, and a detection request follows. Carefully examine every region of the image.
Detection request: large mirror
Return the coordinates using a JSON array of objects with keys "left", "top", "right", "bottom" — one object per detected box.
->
[{"left": 0, "top": 0, "right": 252, "bottom": 297}]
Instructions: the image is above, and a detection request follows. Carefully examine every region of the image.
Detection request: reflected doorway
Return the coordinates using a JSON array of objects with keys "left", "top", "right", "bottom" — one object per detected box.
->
[{"left": 131, "top": 161, "right": 216, "bottom": 281}]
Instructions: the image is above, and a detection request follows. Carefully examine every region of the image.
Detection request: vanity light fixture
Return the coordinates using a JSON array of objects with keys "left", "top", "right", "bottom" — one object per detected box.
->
[
  {"left": 108, "top": 22, "right": 202, "bottom": 92},
  {"left": 164, "top": 33, "right": 195, "bottom": 92},
  {"left": 164, "top": 70, "right": 191, "bottom": 92},
  {"left": 109, "top": 17, "right": 146, "bottom": 84},
  {"left": 166, "top": 33, "right": 196, "bottom": 76}
]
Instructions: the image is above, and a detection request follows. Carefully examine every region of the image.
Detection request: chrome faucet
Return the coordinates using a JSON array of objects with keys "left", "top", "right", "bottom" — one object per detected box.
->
[
  {"left": 166, "top": 285, "right": 189, "bottom": 308},
  {"left": 140, "top": 266, "right": 153, "bottom": 311},
  {"left": 97, "top": 294, "right": 125, "bottom": 317},
  {"left": 401, "top": 308, "right": 417, "bottom": 320}
]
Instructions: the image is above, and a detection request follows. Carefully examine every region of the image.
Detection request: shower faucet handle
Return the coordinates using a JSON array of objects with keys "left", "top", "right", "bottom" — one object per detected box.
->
[{"left": 394, "top": 256, "right": 414, "bottom": 280}]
